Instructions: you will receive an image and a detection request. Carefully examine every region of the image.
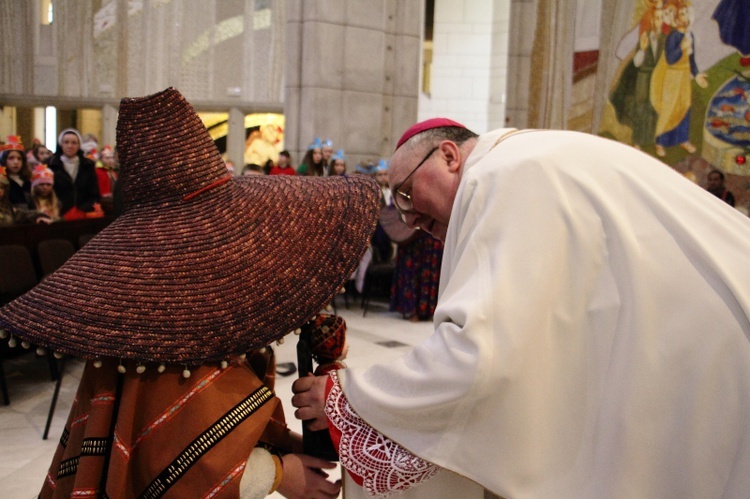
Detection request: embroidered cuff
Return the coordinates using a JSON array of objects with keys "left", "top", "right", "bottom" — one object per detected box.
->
[{"left": 325, "top": 370, "right": 439, "bottom": 496}]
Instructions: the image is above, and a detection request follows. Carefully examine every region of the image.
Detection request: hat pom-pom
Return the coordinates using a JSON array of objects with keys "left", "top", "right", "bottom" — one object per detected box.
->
[
  {"left": 294, "top": 328, "right": 301, "bottom": 335},
  {"left": 276, "top": 337, "right": 285, "bottom": 346},
  {"left": 157, "top": 364, "right": 166, "bottom": 373},
  {"left": 22, "top": 341, "right": 31, "bottom": 349},
  {"left": 117, "top": 363, "right": 126, "bottom": 374},
  {"left": 136, "top": 364, "right": 146, "bottom": 374},
  {"left": 36, "top": 347, "right": 46, "bottom": 356},
  {"left": 53, "top": 351, "right": 64, "bottom": 359},
  {"left": 220, "top": 360, "right": 228, "bottom": 369},
  {"left": 182, "top": 367, "right": 191, "bottom": 379},
  {"left": 93, "top": 359, "right": 103, "bottom": 368},
  {"left": 0, "top": 329, "right": 7, "bottom": 339}
]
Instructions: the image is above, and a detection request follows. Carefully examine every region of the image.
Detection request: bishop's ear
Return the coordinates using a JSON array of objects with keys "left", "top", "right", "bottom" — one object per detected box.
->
[{"left": 439, "top": 140, "right": 462, "bottom": 173}]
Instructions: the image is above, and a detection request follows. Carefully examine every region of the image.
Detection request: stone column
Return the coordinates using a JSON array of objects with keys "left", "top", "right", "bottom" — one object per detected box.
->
[
  {"left": 505, "top": 0, "right": 536, "bottom": 128},
  {"left": 227, "top": 107, "right": 246, "bottom": 170},
  {"left": 101, "top": 104, "right": 118, "bottom": 148},
  {"left": 284, "top": 0, "right": 422, "bottom": 169}
]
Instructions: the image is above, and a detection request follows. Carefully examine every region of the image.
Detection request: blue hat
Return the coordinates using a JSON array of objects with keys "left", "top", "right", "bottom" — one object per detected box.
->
[
  {"left": 332, "top": 149, "right": 346, "bottom": 161},
  {"left": 355, "top": 162, "right": 373, "bottom": 175},
  {"left": 308, "top": 137, "right": 323, "bottom": 150},
  {"left": 374, "top": 159, "right": 388, "bottom": 172}
]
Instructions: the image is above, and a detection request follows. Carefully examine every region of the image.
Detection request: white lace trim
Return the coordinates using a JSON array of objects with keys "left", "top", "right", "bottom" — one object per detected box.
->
[{"left": 326, "top": 370, "right": 439, "bottom": 497}]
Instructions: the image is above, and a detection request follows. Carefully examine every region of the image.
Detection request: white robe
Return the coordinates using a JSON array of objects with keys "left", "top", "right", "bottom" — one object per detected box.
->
[{"left": 340, "top": 129, "right": 750, "bottom": 498}]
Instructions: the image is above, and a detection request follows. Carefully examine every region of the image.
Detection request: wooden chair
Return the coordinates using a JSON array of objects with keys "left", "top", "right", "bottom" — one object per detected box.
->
[
  {"left": 0, "top": 244, "right": 38, "bottom": 304},
  {"left": 37, "top": 239, "right": 77, "bottom": 277},
  {"left": 78, "top": 232, "right": 96, "bottom": 248},
  {"left": 0, "top": 244, "right": 66, "bottom": 437},
  {"left": 0, "top": 245, "right": 41, "bottom": 405}
]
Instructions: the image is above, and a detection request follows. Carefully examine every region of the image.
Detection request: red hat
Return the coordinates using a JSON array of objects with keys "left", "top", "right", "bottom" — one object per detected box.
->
[
  {"left": 0, "top": 135, "right": 24, "bottom": 153},
  {"left": 395, "top": 118, "right": 466, "bottom": 151},
  {"left": 304, "top": 314, "right": 347, "bottom": 363},
  {"left": 31, "top": 165, "right": 54, "bottom": 188}
]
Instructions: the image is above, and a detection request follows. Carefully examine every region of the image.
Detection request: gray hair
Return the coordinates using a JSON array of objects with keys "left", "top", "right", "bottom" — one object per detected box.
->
[{"left": 404, "top": 126, "right": 479, "bottom": 155}]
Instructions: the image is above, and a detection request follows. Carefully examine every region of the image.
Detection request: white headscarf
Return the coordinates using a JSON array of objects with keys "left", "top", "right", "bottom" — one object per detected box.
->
[{"left": 57, "top": 128, "right": 83, "bottom": 154}]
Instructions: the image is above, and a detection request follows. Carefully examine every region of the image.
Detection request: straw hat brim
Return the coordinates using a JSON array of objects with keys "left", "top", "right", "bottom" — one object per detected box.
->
[{"left": 0, "top": 174, "right": 380, "bottom": 364}]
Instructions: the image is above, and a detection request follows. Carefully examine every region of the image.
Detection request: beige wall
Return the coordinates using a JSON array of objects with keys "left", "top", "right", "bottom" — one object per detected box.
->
[
  {"left": 0, "top": 0, "right": 422, "bottom": 169},
  {"left": 418, "top": 0, "right": 511, "bottom": 134},
  {"left": 284, "top": 0, "right": 422, "bottom": 167}
]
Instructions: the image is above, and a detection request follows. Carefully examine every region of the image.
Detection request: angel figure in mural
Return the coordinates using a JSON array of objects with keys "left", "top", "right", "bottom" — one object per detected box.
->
[
  {"left": 611, "top": 1, "right": 667, "bottom": 151},
  {"left": 649, "top": 0, "right": 708, "bottom": 157}
]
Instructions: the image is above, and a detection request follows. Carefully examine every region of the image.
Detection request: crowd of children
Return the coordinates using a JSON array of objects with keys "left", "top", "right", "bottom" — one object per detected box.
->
[{"left": 0, "top": 131, "right": 112, "bottom": 226}]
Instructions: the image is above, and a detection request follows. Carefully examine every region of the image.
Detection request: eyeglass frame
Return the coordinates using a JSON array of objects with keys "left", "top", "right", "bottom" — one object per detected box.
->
[{"left": 392, "top": 145, "right": 439, "bottom": 220}]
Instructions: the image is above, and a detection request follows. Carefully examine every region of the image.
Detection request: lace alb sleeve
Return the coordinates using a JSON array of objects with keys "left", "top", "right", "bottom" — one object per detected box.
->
[{"left": 325, "top": 370, "right": 439, "bottom": 496}]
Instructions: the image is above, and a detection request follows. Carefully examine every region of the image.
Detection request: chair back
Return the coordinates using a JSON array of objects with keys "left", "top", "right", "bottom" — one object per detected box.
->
[
  {"left": 78, "top": 233, "right": 95, "bottom": 248},
  {"left": 0, "top": 245, "right": 39, "bottom": 305},
  {"left": 37, "top": 239, "right": 77, "bottom": 277},
  {"left": 0, "top": 245, "right": 61, "bottom": 410}
]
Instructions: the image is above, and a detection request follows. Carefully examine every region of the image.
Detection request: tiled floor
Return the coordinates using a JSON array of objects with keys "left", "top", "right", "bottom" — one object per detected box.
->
[{"left": 0, "top": 301, "right": 433, "bottom": 498}]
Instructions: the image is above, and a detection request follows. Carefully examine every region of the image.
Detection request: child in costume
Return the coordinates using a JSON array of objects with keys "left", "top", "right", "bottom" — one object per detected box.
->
[
  {"left": 0, "top": 166, "right": 52, "bottom": 225},
  {"left": 29, "top": 165, "right": 61, "bottom": 221},
  {"left": 0, "top": 88, "right": 381, "bottom": 498},
  {"left": 330, "top": 150, "right": 347, "bottom": 176},
  {"left": 1, "top": 135, "right": 32, "bottom": 207}
]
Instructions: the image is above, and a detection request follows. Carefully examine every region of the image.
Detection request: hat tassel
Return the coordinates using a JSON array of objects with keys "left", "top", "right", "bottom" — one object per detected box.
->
[{"left": 0, "top": 331, "right": 302, "bottom": 378}]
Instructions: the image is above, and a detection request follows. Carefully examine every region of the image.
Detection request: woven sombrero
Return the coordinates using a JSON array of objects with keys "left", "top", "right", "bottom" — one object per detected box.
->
[{"left": 0, "top": 87, "right": 380, "bottom": 367}]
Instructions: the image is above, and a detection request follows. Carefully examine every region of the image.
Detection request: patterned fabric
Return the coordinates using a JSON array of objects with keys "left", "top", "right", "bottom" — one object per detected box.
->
[
  {"left": 40, "top": 353, "right": 289, "bottom": 499},
  {"left": 306, "top": 314, "right": 346, "bottom": 364},
  {"left": 325, "top": 370, "right": 438, "bottom": 496},
  {"left": 390, "top": 232, "right": 444, "bottom": 320}
]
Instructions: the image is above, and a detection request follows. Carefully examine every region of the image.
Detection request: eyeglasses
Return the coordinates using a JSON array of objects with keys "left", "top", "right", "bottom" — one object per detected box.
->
[{"left": 393, "top": 146, "right": 438, "bottom": 219}]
